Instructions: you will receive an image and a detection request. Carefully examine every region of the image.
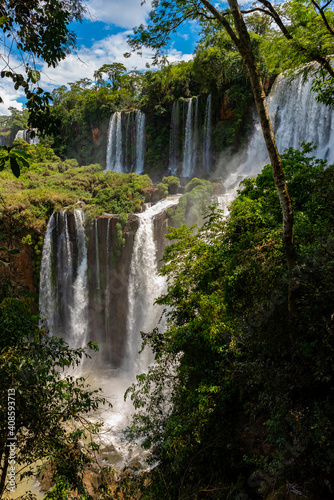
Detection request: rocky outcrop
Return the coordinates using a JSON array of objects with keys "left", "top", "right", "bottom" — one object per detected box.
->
[{"left": 91, "top": 126, "right": 101, "bottom": 145}]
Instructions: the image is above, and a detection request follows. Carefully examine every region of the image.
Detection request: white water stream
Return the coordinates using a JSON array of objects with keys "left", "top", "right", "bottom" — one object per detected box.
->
[
  {"left": 219, "top": 72, "right": 334, "bottom": 213},
  {"left": 135, "top": 110, "right": 146, "bottom": 174},
  {"left": 38, "top": 198, "right": 180, "bottom": 471}
]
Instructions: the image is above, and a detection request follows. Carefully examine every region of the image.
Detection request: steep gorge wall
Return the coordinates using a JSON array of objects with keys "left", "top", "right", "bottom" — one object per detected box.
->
[
  {"left": 37, "top": 205, "right": 175, "bottom": 368},
  {"left": 86, "top": 214, "right": 139, "bottom": 367}
]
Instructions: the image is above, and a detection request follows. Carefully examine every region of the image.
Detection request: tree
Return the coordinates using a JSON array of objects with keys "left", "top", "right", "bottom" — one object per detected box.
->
[
  {"left": 126, "top": 146, "right": 334, "bottom": 497},
  {"left": 246, "top": 0, "right": 334, "bottom": 79},
  {"left": 0, "top": 296, "right": 109, "bottom": 497},
  {"left": 128, "top": 0, "right": 295, "bottom": 270},
  {"left": 0, "top": 0, "right": 86, "bottom": 136},
  {"left": 240, "top": 1, "right": 334, "bottom": 105},
  {"left": 94, "top": 63, "right": 127, "bottom": 91}
]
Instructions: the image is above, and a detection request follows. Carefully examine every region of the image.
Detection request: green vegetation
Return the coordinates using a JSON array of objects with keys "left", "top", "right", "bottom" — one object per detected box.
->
[
  {"left": 172, "top": 178, "right": 213, "bottom": 227},
  {"left": 125, "top": 145, "right": 334, "bottom": 498},
  {"left": 0, "top": 296, "right": 109, "bottom": 498},
  {"left": 0, "top": 108, "right": 29, "bottom": 145},
  {"left": 49, "top": 75, "right": 138, "bottom": 165},
  {"left": 1, "top": 2, "right": 334, "bottom": 498},
  {"left": 0, "top": 141, "right": 153, "bottom": 236}
]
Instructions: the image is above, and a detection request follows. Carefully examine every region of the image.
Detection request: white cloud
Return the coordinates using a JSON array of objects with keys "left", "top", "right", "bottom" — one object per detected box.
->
[
  {"left": 0, "top": 80, "right": 24, "bottom": 115},
  {"left": 84, "top": 0, "right": 151, "bottom": 29},
  {"left": 39, "top": 31, "right": 193, "bottom": 89}
]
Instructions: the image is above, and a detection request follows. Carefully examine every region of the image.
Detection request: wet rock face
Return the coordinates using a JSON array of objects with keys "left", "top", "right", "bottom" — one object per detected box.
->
[
  {"left": 91, "top": 126, "right": 101, "bottom": 145},
  {"left": 0, "top": 242, "right": 36, "bottom": 295},
  {"left": 153, "top": 208, "right": 175, "bottom": 270},
  {"left": 86, "top": 214, "right": 139, "bottom": 368}
]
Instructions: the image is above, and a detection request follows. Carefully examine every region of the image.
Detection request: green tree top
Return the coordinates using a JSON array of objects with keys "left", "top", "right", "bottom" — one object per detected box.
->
[{"left": 94, "top": 62, "right": 127, "bottom": 90}]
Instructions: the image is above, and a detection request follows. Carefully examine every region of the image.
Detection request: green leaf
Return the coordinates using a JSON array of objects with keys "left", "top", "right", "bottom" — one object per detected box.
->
[
  {"left": 10, "top": 157, "right": 20, "bottom": 178},
  {"left": 11, "top": 151, "right": 29, "bottom": 169},
  {"left": 0, "top": 16, "right": 9, "bottom": 26},
  {"left": 0, "top": 247, "right": 19, "bottom": 254},
  {"left": 29, "top": 70, "right": 41, "bottom": 84},
  {"left": 7, "top": 249, "right": 20, "bottom": 255}
]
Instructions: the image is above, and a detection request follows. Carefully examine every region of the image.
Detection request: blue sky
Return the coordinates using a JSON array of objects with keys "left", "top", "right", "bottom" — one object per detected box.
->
[
  {"left": 0, "top": 0, "right": 255, "bottom": 114},
  {"left": 0, "top": 0, "right": 200, "bottom": 114}
]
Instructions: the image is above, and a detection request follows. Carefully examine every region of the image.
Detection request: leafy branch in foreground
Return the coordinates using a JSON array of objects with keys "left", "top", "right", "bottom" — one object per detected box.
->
[
  {"left": 0, "top": 145, "right": 30, "bottom": 177},
  {"left": 0, "top": 297, "right": 111, "bottom": 498},
  {"left": 0, "top": 0, "right": 86, "bottom": 134}
]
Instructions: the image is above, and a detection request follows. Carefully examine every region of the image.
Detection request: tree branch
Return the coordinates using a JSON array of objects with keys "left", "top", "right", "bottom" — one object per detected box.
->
[
  {"left": 310, "top": 0, "right": 334, "bottom": 36},
  {"left": 198, "top": 0, "right": 239, "bottom": 46},
  {"left": 240, "top": 7, "right": 274, "bottom": 18},
  {"left": 257, "top": 0, "right": 293, "bottom": 39},
  {"left": 257, "top": 0, "right": 334, "bottom": 78}
]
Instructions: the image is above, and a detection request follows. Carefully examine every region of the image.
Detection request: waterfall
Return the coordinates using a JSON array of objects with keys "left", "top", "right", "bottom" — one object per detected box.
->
[
  {"left": 125, "top": 112, "right": 131, "bottom": 171},
  {"left": 220, "top": 72, "right": 334, "bottom": 210},
  {"left": 106, "top": 110, "right": 146, "bottom": 173},
  {"left": 115, "top": 112, "right": 123, "bottom": 171},
  {"left": 95, "top": 219, "right": 101, "bottom": 290},
  {"left": 135, "top": 110, "right": 146, "bottom": 174},
  {"left": 203, "top": 94, "right": 212, "bottom": 173},
  {"left": 182, "top": 98, "right": 193, "bottom": 177},
  {"left": 54, "top": 212, "right": 74, "bottom": 336},
  {"left": 39, "top": 209, "right": 88, "bottom": 348},
  {"left": 105, "top": 218, "right": 112, "bottom": 350},
  {"left": 192, "top": 96, "right": 199, "bottom": 169},
  {"left": 70, "top": 209, "right": 88, "bottom": 349},
  {"left": 125, "top": 197, "right": 180, "bottom": 375},
  {"left": 169, "top": 100, "right": 180, "bottom": 175},
  {"left": 38, "top": 200, "right": 180, "bottom": 463},
  {"left": 106, "top": 112, "right": 123, "bottom": 173},
  {"left": 14, "top": 129, "right": 39, "bottom": 144},
  {"left": 39, "top": 214, "right": 56, "bottom": 330},
  {"left": 106, "top": 113, "right": 117, "bottom": 172}
]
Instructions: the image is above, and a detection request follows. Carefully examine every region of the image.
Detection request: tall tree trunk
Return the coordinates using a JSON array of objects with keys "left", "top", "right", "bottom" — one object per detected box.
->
[
  {"left": 200, "top": 0, "right": 295, "bottom": 271},
  {"left": 227, "top": 0, "right": 295, "bottom": 270}
]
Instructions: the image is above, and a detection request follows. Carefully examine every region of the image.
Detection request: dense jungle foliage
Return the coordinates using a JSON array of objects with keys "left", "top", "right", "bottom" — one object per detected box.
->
[
  {"left": 0, "top": 25, "right": 271, "bottom": 172},
  {"left": 1, "top": 0, "right": 334, "bottom": 498},
  {"left": 125, "top": 145, "right": 334, "bottom": 499}
]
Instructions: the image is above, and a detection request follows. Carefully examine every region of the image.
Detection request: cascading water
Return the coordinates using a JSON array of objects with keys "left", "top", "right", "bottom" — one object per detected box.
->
[
  {"left": 169, "top": 100, "right": 180, "bottom": 175},
  {"left": 106, "top": 113, "right": 118, "bottom": 172},
  {"left": 70, "top": 209, "right": 88, "bottom": 349},
  {"left": 105, "top": 218, "right": 112, "bottom": 352},
  {"left": 39, "top": 214, "right": 56, "bottom": 331},
  {"left": 95, "top": 219, "right": 101, "bottom": 290},
  {"left": 220, "top": 73, "right": 334, "bottom": 211},
  {"left": 125, "top": 197, "right": 180, "bottom": 377},
  {"left": 135, "top": 110, "right": 146, "bottom": 174},
  {"left": 105, "top": 110, "right": 146, "bottom": 173},
  {"left": 182, "top": 98, "right": 193, "bottom": 177},
  {"left": 106, "top": 112, "right": 123, "bottom": 172},
  {"left": 192, "top": 96, "right": 199, "bottom": 170},
  {"left": 39, "top": 209, "right": 88, "bottom": 349},
  {"left": 203, "top": 94, "right": 212, "bottom": 173},
  {"left": 39, "top": 199, "right": 180, "bottom": 464},
  {"left": 14, "top": 129, "right": 39, "bottom": 144}
]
